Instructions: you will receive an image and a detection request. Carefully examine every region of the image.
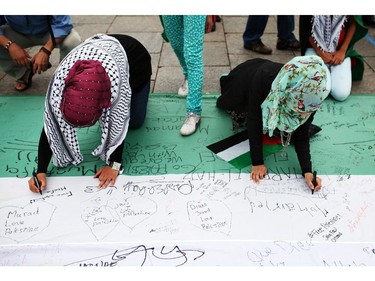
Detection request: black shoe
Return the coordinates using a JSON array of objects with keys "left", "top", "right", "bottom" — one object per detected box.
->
[
  {"left": 276, "top": 38, "right": 301, "bottom": 50},
  {"left": 212, "top": 16, "right": 216, "bottom": 32},
  {"left": 363, "top": 15, "right": 375, "bottom": 28},
  {"left": 244, "top": 40, "right": 272, "bottom": 55}
]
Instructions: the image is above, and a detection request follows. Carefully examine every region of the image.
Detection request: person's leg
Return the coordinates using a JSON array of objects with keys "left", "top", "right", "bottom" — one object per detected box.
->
[
  {"left": 0, "top": 26, "right": 34, "bottom": 79},
  {"left": 243, "top": 15, "right": 268, "bottom": 45},
  {"left": 182, "top": 15, "right": 206, "bottom": 116},
  {"left": 330, "top": 58, "right": 352, "bottom": 101},
  {"left": 176, "top": 15, "right": 206, "bottom": 136},
  {"left": 129, "top": 80, "right": 151, "bottom": 129},
  {"left": 22, "top": 28, "right": 81, "bottom": 64},
  {"left": 162, "top": 15, "right": 190, "bottom": 97},
  {"left": 363, "top": 15, "right": 375, "bottom": 28},
  {"left": 277, "top": 15, "right": 297, "bottom": 41},
  {"left": 276, "top": 15, "right": 300, "bottom": 50},
  {"left": 305, "top": 48, "right": 333, "bottom": 98},
  {"left": 304, "top": 48, "right": 317, "bottom": 56},
  {"left": 58, "top": 29, "right": 82, "bottom": 61},
  {"left": 161, "top": 15, "right": 187, "bottom": 77},
  {"left": 243, "top": 16, "right": 272, "bottom": 54}
]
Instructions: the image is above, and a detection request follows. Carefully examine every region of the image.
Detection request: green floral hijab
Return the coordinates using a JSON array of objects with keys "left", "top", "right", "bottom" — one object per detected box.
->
[{"left": 261, "top": 55, "right": 331, "bottom": 136}]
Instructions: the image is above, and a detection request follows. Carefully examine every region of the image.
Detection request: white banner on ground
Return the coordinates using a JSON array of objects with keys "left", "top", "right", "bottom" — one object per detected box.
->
[{"left": 1, "top": 173, "right": 374, "bottom": 265}]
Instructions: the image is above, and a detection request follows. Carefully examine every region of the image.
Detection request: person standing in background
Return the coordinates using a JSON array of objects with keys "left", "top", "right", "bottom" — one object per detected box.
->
[
  {"left": 161, "top": 15, "right": 213, "bottom": 136},
  {"left": 243, "top": 15, "right": 300, "bottom": 55}
]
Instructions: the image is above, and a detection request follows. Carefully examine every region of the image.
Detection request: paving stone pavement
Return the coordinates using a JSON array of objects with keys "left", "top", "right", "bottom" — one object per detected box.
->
[{"left": 1, "top": 15, "right": 374, "bottom": 96}]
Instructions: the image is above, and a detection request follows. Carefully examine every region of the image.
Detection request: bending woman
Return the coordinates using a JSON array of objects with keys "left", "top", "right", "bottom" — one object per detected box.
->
[
  {"left": 217, "top": 56, "right": 331, "bottom": 192},
  {"left": 28, "top": 33, "right": 152, "bottom": 192}
]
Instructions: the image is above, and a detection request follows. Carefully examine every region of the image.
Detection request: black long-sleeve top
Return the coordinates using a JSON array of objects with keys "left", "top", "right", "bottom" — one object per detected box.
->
[
  {"left": 217, "top": 58, "right": 313, "bottom": 175},
  {"left": 37, "top": 34, "right": 151, "bottom": 173}
]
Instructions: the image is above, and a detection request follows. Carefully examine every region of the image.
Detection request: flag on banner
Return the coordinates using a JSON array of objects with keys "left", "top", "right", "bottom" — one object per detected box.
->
[{"left": 207, "top": 130, "right": 282, "bottom": 170}]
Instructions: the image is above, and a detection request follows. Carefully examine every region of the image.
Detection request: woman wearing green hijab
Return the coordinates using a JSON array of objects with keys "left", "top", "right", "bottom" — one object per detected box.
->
[{"left": 217, "top": 55, "right": 331, "bottom": 192}]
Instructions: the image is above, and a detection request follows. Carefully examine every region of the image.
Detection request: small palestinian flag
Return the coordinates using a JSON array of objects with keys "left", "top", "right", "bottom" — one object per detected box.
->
[{"left": 207, "top": 130, "right": 282, "bottom": 170}]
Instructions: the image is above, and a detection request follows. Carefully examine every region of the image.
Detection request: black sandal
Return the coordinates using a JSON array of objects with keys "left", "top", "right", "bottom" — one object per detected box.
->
[
  {"left": 14, "top": 62, "right": 51, "bottom": 92},
  {"left": 15, "top": 69, "right": 34, "bottom": 92}
]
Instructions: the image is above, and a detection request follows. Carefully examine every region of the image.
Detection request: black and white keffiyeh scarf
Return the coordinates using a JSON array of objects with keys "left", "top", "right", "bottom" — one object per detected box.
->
[
  {"left": 311, "top": 15, "right": 347, "bottom": 53},
  {"left": 44, "top": 34, "right": 132, "bottom": 167}
]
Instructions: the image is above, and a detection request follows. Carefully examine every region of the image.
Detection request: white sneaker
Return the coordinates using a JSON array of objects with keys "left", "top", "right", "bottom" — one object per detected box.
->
[
  {"left": 178, "top": 78, "right": 188, "bottom": 97},
  {"left": 180, "top": 113, "right": 201, "bottom": 136}
]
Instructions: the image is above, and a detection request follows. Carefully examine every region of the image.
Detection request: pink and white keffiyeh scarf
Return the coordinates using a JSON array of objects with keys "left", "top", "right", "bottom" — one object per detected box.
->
[{"left": 44, "top": 34, "right": 132, "bottom": 167}]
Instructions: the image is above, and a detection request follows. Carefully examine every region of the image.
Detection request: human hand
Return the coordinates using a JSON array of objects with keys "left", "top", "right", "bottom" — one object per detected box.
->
[
  {"left": 94, "top": 166, "right": 119, "bottom": 189},
  {"left": 250, "top": 164, "right": 267, "bottom": 184},
  {"left": 28, "top": 173, "right": 47, "bottom": 193},
  {"left": 331, "top": 49, "right": 345, "bottom": 65},
  {"left": 32, "top": 50, "right": 51, "bottom": 74},
  {"left": 8, "top": 43, "right": 31, "bottom": 67},
  {"left": 320, "top": 52, "right": 334, "bottom": 64},
  {"left": 304, "top": 172, "right": 322, "bottom": 192}
]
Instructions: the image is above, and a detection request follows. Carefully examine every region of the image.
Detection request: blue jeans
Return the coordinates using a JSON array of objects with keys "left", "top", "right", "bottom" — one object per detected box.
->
[
  {"left": 243, "top": 15, "right": 297, "bottom": 45},
  {"left": 129, "top": 80, "right": 151, "bottom": 129}
]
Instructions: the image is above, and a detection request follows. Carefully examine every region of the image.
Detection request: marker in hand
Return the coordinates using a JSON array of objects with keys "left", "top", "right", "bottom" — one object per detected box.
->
[
  {"left": 312, "top": 171, "right": 317, "bottom": 195},
  {"left": 33, "top": 171, "right": 43, "bottom": 195}
]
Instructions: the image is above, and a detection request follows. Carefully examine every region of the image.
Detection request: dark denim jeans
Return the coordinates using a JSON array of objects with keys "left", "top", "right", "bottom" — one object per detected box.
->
[
  {"left": 129, "top": 80, "right": 151, "bottom": 129},
  {"left": 243, "top": 15, "right": 296, "bottom": 45}
]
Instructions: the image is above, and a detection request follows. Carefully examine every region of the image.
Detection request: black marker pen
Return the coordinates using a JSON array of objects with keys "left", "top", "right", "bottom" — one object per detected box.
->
[
  {"left": 33, "top": 172, "right": 43, "bottom": 195},
  {"left": 312, "top": 171, "right": 317, "bottom": 195}
]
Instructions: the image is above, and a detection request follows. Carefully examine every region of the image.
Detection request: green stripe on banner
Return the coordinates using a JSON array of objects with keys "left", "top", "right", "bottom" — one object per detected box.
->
[
  {"left": 228, "top": 151, "right": 251, "bottom": 170},
  {"left": 0, "top": 94, "right": 234, "bottom": 178},
  {"left": 228, "top": 144, "right": 283, "bottom": 170},
  {"left": 1, "top": 94, "right": 375, "bottom": 177}
]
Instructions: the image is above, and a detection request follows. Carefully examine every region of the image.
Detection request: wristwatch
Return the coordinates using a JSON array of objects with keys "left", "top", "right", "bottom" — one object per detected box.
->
[{"left": 110, "top": 161, "right": 124, "bottom": 174}]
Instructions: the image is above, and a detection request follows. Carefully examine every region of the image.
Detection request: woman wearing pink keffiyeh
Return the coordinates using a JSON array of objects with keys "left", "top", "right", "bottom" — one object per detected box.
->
[{"left": 28, "top": 34, "right": 151, "bottom": 192}]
